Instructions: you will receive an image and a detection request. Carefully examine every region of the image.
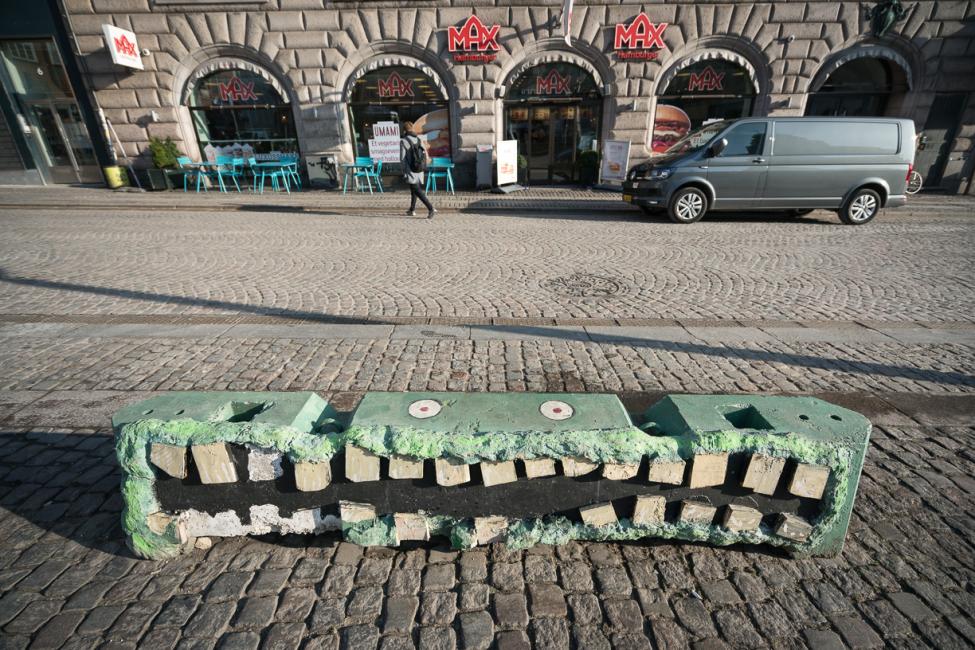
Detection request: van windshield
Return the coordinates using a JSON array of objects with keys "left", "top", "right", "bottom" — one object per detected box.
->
[{"left": 665, "top": 121, "right": 730, "bottom": 155}]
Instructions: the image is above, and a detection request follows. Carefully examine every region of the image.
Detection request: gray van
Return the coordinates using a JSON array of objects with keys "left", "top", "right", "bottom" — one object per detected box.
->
[{"left": 622, "top": 117, "right": 915, "bottom": 225}]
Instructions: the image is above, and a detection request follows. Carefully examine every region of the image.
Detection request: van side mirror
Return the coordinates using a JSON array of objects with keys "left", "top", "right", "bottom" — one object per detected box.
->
[{"left": 708, "top": 138, "right": 728, "bottom": 157}]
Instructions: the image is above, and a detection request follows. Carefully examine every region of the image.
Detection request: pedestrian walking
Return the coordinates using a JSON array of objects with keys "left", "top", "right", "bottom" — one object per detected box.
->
[{"left": 400, "top": 121, "right": 437, "bottom": 218}]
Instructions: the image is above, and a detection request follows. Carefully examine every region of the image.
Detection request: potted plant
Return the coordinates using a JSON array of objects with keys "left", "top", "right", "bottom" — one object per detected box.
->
[
  {"left": 142, "top": 136, "right": 182, "bottom": 190},
  {"left": 577, "top": 150, "right": 600, "bottom": 186}
]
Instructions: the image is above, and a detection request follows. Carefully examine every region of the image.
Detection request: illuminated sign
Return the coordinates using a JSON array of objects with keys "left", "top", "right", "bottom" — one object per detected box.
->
[
  {"left": 377, "top": 71, "right": 415, "bottom": 98},
  {"left": 535, "top": 69, "right": 571, "bottom": 95},
  {"left": 687, "top": 65, "right": 725, "bottom": 92},
  {"left": 447, "top": 15, "right": 500, "bottom": 63},
  {"left": 218, "top": 76, "right": 258, "bottom": 102},
  {"left": 613, "top": 13, "right": 668, "bottom": 60},
  {"left": 102, "top": 24, "right": 143, "bottom": 70}
]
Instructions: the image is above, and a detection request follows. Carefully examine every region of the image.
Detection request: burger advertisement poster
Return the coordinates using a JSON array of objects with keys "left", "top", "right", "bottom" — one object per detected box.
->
[{"left": 651, "top": 105, "right": 691, "bottom": 154}]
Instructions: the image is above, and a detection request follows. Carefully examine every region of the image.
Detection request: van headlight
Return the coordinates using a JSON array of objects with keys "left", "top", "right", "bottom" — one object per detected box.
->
[
  {"left": 627, "top": 163, "right": 650, "bottom": 180},
  {"left": 649, "top": 168, "right": 673, "bottom": 180}
]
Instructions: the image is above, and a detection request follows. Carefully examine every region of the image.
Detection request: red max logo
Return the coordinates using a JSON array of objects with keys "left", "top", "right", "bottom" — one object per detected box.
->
[
  {"left": 218, "top": 76, "right": 258, "bottom": 102},
  {"left": 614, "top": 13, "right": 668, "bottom": 50},
  {"left": 687, "top": 65, "right": 725, "bottom": 92},
  {"left": 113, "top": 35, "right": 137, "bottom": 58},
  {"left": 377, "top": 71, "right": 415, "bottom": 98},
  {"left": 448, "top": 15, "right": 501, "bottom": 52},
  {"left": 535, "top": 70, "right": 571, "bottom": 95}
]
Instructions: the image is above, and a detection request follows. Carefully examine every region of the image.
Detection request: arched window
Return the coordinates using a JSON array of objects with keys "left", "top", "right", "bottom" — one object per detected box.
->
[
  {"left": 348, "top": 66, "right": 450, "bottom": 160},
  {"left": 652, "top": 59, "right": 756, "bottom": 153},
  {"left": 805, "top": 58, "right": 898, "bottom": 116},
  {"left": 188, "top": 69, "right": 297, "bottom": 160}
]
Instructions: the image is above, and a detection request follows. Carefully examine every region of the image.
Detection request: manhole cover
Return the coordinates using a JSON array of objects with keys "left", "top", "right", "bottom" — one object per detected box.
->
[{"left": 542, "top": 272, "right": 625, "bottom": 298}]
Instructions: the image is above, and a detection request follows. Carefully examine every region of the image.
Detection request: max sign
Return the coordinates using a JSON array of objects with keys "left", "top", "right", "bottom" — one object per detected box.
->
[
  {"left": 613, "top": 13, "right": 668, "bottom": 60},
  {"left": 218, "top": 76, "right": 258, "bottom": 103},
  {"left": 102, "top": 24, "right": 143, "bottom": 70},
  {"left": 448, "top": 15, "right": 500, "bottom": 63},
  {"left": 378, "top": 72, "right": 415, "bottom": 98},
  {"left": 688, "top": 65, "right": 725, "bottom": 92}
]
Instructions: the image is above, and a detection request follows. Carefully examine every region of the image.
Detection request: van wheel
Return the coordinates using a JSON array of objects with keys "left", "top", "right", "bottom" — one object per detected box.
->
[
  {"left": 840, "top": 189, "right": 881, "bottom": 225},
  {"left": 668, "top": 187, "right": 708, "bottom": 223}
]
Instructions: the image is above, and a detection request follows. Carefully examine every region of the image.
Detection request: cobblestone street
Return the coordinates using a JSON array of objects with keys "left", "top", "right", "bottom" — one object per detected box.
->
[{"left": 0, "top": 188, "right": 973, "bottom": 649}]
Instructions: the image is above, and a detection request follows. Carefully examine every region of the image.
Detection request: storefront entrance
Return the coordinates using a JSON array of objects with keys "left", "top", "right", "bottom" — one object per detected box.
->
[
  {"left": 503, "top": 63, "right": 601, "bottom": 185},
  {"left": 0, "top": 39, "right": 100, "bottom": 183},
  {"left": 24, "top": 99, "right": 99, "bottom": 183}
]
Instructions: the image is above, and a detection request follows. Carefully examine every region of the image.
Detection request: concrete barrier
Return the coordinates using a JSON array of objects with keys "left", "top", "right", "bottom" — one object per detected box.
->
[{"left": 112, "top": 392, "right": 870, "bottom": 559}]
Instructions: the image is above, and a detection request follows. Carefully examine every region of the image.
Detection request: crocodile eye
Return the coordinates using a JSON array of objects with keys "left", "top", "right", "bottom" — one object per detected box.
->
[
  {"left": 539, "top": 400, "right": 573, "bottom": 420},
  {"left": 408, "top": 399, "right": 442, "bottom": 419}
]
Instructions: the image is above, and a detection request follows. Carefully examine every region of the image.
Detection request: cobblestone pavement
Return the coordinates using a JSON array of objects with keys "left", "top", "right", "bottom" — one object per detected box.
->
[
  {"left": 1, "top": 190, "right": 973, "bottom": 648},
  {"left": 1, "top": 394, "right": 973, "bottom": 650},
  {"left": 0, "top": 335, "right": 972, "bottom": 396},
  {"left": 0, "top": 198, "right": 973, "bottom": 322}
]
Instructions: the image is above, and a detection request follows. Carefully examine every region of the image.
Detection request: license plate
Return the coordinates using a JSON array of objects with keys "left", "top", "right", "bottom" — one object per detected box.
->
[{"left": 623, "top": 194, "right": 633, "bottom": 203}]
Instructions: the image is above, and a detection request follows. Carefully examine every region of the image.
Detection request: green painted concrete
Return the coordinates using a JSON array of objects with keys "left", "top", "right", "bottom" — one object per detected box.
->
[{"left": 113, "top": 391, "right": 871, "bottom": 560}]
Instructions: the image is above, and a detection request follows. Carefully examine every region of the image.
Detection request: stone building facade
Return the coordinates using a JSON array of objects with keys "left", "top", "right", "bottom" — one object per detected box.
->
[{"left": 13, "top": 0, "right": 975, "bottom": 191}]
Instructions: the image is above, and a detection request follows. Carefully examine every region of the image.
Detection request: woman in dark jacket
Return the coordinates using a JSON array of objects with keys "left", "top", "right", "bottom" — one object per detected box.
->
[{"left": 400, "top": 121, "right": 436, "bottom": 218}]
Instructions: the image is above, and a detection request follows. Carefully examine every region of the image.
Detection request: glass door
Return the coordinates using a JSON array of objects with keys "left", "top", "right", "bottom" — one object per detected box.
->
[
  {"left": 25, "top": 101, "right": 101, "bottom": 183},
  {"left": 550, "top": 104, "right": 579, "bottom": 183}
]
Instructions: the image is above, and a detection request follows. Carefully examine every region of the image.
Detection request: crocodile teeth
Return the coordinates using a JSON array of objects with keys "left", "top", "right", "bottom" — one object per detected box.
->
[
  {"left": 339, "top": 501, "right": 376, "bottom": 523},
  {"left": 679, "top": 500, "right": 717, "bottom": 524},
  {"left": 647, "top": 459, "right": 686, "bottom": 485},
  {"left": 345, "top": 445, "right": 381, "bottom": 482},
  {"left": 722, "top": 504, "right": 762, "bottom": 532},
  {"left": 388, "top": 454, "right": 424, "bottom": 479},
  {"left": 579, "top": 502, "right": 618, "bottom": 527},
  {"left": 479, "top": 460, "right": 518, "bottom": 486},
  {"left": 788, "top": 464, "right": 830, "bottom": 500},
  {"left": 474, "top": 516, "right": 508, "bottom": 545},
  {"left": 191, "top": 443, "right": 237, "bottom": 484},
  {"left": 150, "top": 443, "right": 187, "bottom": 479},
  {"left": 602, "top": 463, "right": 640, "bottom": 480},
  {"left": 522, "top": 458, "right": 557, "bottom": 478},
  {"left": 561, "top": 457, "right": 599, "bottom": 476},
  {"left": 632, "top": 495, "right": 666, "bottom": 525},
  {"left": 294, "top": 461, "right": 330, "bottom": 492},
  {"left": 394, "top": 513, "right": 430, "bottom": 541},
  {"left": 741, "top": 454, "right": 786, "bottom": 495},
  {"left": 435, "top": 458, "right": 470, "bottom": 486},
  {"left": 688, "top": 453, "right": 728, "bottom": 488},
  {"left": 774, "top": 513, "right": 813, "bottom": 541}
]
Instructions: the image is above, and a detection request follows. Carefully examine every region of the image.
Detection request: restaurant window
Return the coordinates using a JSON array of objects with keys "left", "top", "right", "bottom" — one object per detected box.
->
[
  {"left": 805, "top": 58, "right": 896, "bottom": 117},
  {"left": 652, "top": 59, "right": 756, "bottom": 154},
  {"left": 348, "top": 66, "right": 450, "bottom": 161},
  {"left": 188, "top": 69, "right": 298, "bottom": 161}
]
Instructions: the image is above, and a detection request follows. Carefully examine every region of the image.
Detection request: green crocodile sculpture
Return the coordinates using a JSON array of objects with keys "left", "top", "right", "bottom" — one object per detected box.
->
[{"left": 112, "top": 392, "right": 871, "bottom": 560}]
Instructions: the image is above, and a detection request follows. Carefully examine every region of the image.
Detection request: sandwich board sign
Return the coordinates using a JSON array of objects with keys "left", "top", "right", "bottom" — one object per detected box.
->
[
  {"left": 496, "top": 139, "right": 518, "bottom": 186},
  {"left": 600, "top": 140, "right": 631, "bottom": 183},
  {"left": 102, "top": 25, "right": 144, "bottom": 70}
]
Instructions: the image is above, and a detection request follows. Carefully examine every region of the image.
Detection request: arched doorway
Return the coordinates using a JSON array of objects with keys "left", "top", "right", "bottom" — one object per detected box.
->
[
  {"left": 805, "top": 58, "right": 907, "bottom": 116},
  {"left": 187, "top": 67, "right": 298, "bottom": 161},
  {"left": 347, "top": 66, "right": 451, "bottom": 161},
  {"left": 652, "top": 58, "right": 757, "bottom": 153},
  {"left": 503, "top": 62, "right": 602, "bottom": 184}
]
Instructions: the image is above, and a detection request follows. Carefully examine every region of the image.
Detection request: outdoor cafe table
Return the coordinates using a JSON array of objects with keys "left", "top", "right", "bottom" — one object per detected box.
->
[{"left": 340, "top": 162, "right": 378, "bottom": 194}]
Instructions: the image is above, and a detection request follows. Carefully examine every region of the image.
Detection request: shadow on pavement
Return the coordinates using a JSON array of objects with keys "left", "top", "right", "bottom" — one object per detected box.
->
[{"left": 1, "top": 270, "right": 972, "bottom": 388}]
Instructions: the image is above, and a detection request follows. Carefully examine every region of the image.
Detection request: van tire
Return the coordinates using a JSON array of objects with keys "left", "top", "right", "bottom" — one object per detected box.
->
[
  {"left": 668, "top": 187, "right": 708, "bottom": 223},
  {"left": 839, "top": 188, "right": 881, "bottom": 225}
]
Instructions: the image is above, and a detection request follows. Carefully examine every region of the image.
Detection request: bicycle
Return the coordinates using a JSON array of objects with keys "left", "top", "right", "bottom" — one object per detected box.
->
[{"left": 906, "top": 169, "right": 923, "bottom": 194}]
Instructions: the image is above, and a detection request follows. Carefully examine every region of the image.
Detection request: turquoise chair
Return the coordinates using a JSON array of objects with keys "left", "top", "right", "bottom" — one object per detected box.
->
[
  {"left": 352, "top": 156, "right": 383, "bottom": 193},
  {"left": 173, "top": 156, "right": 203, "bottom": 192},
  {"left": 280, "top": 154, "right": 302, "bottom": 189},
  {"left": 250, "top": 156, "right": 290, "bottom": 193},
  {"left": 213, "top": 155, "right": 243, "bottom": 192},
  {"left": 425, "top": 157, "right": 455, "bottom": 194}
]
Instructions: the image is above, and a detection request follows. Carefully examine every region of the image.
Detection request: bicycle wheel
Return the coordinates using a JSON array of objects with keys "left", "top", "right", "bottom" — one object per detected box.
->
[{"left": 906, "top": 170, "right": 923, "bottom": 194}]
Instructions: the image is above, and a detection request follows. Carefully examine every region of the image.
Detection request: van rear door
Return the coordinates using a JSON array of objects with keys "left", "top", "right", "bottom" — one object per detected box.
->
[{"left": 705, "top": 121, "right": 769, "bottom": 208}]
